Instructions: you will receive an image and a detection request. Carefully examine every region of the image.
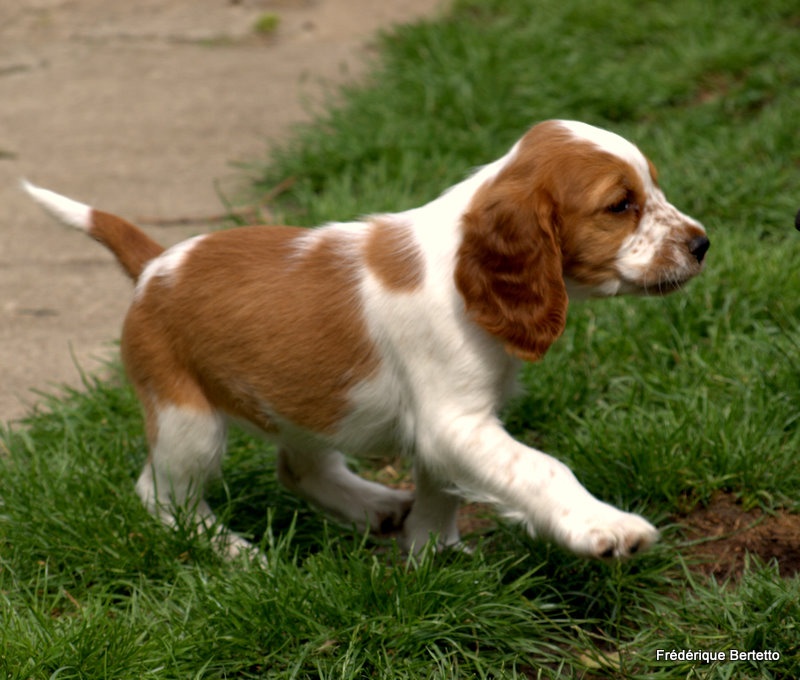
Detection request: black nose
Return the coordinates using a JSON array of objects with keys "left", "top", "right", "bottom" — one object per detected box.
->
[
  {"left": 795, "top": 208, "right": 800, "bottom": 231},
  {"left": 689, "top": 235, "right": 710, "bottom": 263}
]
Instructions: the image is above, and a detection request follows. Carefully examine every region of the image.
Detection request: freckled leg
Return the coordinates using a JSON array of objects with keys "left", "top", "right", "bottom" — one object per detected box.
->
[
  {"left": 420, "top": 415, "right": 659, "bottom": 559},
  {"left": 402, "top": 462, "right": 461, "bottom": 552},
  {"left": 276, "top": 447, "right": 414, "bottom": 533}
]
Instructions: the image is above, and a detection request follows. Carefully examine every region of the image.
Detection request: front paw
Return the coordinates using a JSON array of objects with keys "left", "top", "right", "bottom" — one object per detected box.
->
[
  {"left": 368, "top": 488, "right": 415, "bottom": 534},
  {"left": 558, "top": 506, "right": 659, "bottom": 559}
]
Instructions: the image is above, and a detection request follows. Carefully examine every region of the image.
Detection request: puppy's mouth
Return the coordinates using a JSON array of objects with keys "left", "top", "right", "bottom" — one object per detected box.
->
[
  {"left": 636, "top": 276, "right": 695, "bottom": 296},
  {"left": 564, "top": 269, "right": 696, "bottom": 299},
  {"left": 621, "top": 235, "right": 709, "bottom": 297},
  {"left": 620, "top": 264, "right": 705, "bottom": 296}
]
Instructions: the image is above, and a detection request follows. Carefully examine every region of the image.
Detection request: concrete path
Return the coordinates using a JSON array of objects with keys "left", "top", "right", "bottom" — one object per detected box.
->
[{"left": 0, "top": 0, "right": 443, "bottom": 423}]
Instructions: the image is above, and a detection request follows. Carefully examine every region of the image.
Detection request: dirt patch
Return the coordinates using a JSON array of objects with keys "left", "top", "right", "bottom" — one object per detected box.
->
[
  {"left": 678, "top": 493, "right": 800, "bottom": 579},
  {"left": 373, "top": 461, "right": 800, "bottom": 577},
  {"left": 456, "top": 493, "right": 800, "bottom": 578},
  {"left": 457, "top": 502, "right": 498, "bottom": 536}
]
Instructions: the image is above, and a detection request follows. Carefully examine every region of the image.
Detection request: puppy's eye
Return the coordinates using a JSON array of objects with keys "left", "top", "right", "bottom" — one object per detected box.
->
[{"left": 607, "top": 197, "right": 632, "bottom": 214}]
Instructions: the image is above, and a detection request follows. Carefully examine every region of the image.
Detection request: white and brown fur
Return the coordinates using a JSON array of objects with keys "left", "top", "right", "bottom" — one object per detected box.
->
[{"left": 24, "top": 120, "right": 709, "bottom": 560}]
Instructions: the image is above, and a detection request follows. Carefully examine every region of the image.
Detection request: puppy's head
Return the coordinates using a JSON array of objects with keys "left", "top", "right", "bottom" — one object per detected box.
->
[{"left": 456, "top": 120, "right": 708, "bottom": 361}]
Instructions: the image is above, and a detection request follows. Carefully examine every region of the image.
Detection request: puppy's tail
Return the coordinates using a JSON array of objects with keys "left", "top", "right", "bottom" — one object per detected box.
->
[{"left": 22, "top": 180, "right": 164, "bottom": 282}]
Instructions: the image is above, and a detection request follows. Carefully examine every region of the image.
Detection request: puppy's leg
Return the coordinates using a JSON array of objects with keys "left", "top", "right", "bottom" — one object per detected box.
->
[
  {"left": 420, "top": 415, "right": 658, "bottom": 559},
  {"left": 135, "top": 401, "right": 254, "bottom": 558},
  {"left": 402, "top": 462, "right": 460, "bottom": 553},
  {"left": 277, "top": 447, "right": 413, "bottom": 533}
]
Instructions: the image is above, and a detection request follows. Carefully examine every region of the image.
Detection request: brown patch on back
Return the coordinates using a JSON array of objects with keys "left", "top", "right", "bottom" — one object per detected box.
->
[
  {"left": 122, "top": 225, "right": 379, "bottom": 435},
  {"left": 90, "top": 209, "right": 165, "bottom": 281},
  {"left": 364, "top": 219, "right": 424, "bottom": 291}
]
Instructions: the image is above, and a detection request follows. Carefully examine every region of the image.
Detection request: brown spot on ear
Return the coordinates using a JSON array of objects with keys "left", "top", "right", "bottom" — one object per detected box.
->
[
  {"left": 456, "top": 178, "right": 567, "bottom": 362},
  {"left": 364, "top": 220, "right": 424, "bottom": 291},
  {"left": 647, "top": 159, "right": 659, "bottom": 186}
]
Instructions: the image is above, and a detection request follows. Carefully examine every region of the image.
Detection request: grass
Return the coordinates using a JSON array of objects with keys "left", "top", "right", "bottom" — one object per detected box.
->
[{"left": 3, "top": 0, "right": 800, "bottom": 676}]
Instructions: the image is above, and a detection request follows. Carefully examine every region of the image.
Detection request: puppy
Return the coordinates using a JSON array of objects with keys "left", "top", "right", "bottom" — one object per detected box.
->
[{"left": 25, "top": 120, "right": 708, "bottom": 559}]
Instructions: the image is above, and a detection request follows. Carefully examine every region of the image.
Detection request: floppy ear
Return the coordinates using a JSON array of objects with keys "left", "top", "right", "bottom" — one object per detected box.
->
[{"left": 455, "top": 183, "right": 567, "bottom": 362}]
